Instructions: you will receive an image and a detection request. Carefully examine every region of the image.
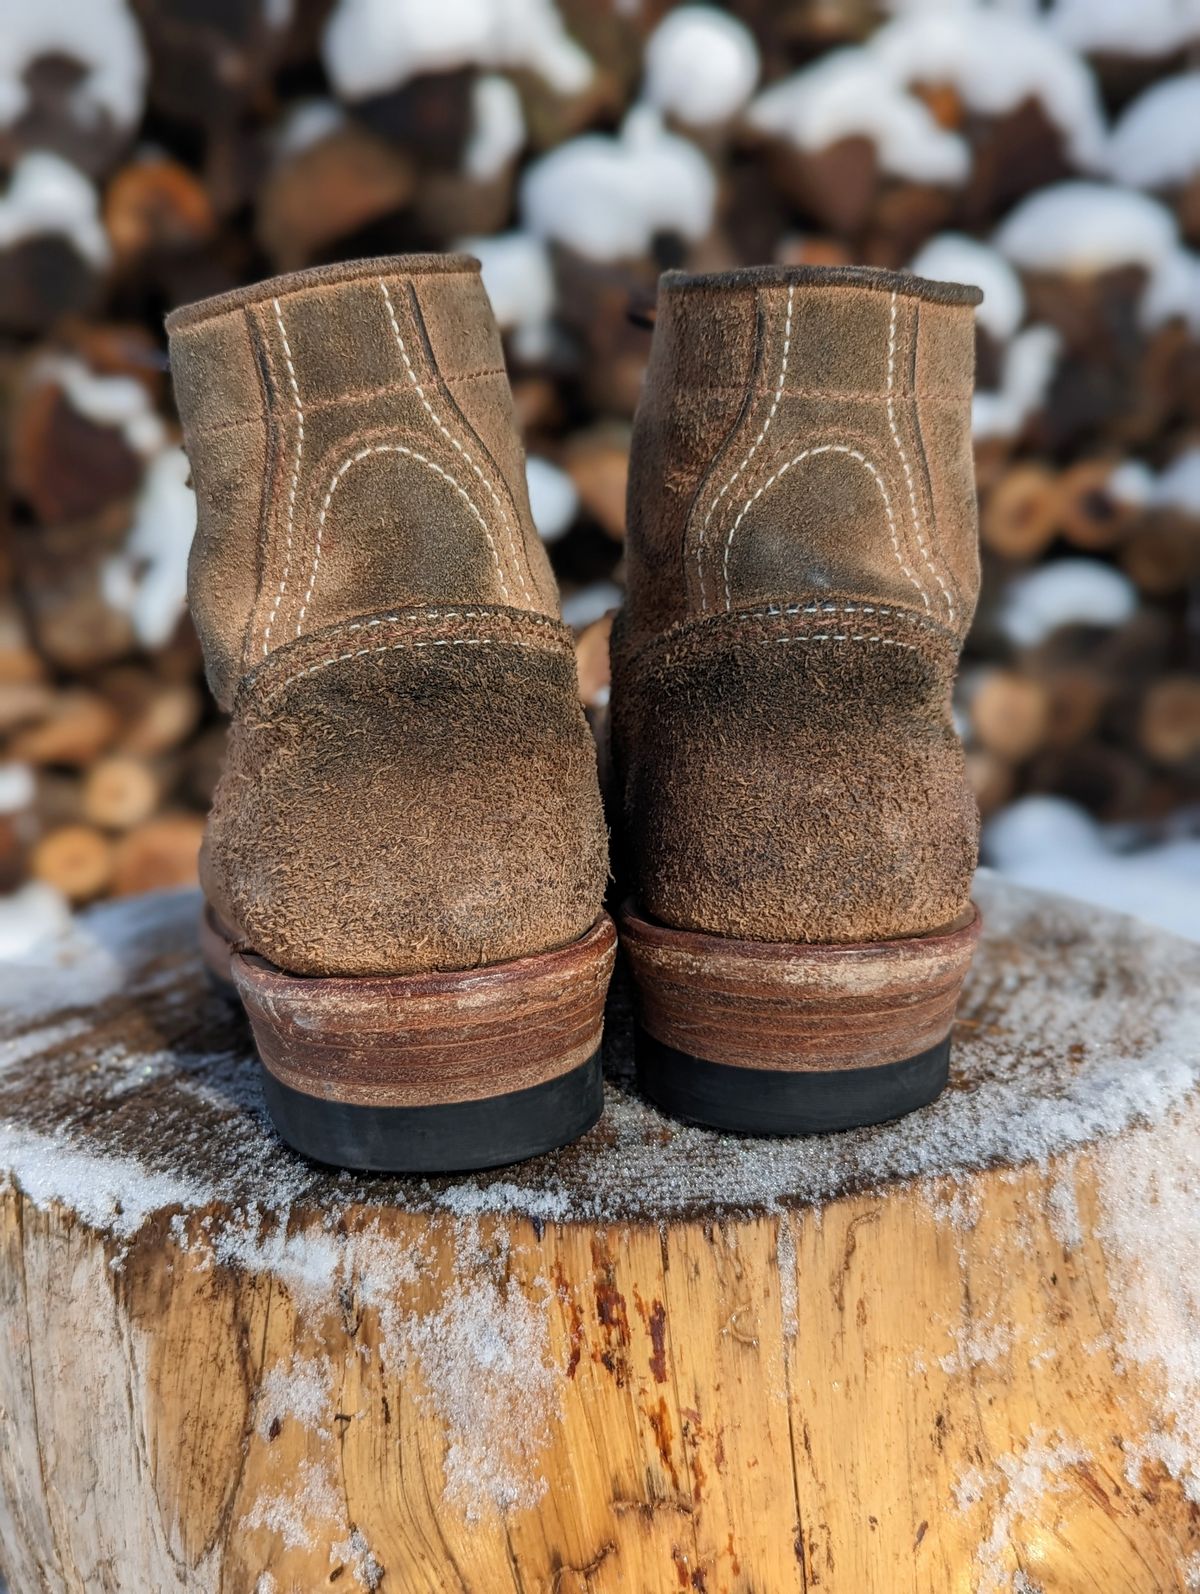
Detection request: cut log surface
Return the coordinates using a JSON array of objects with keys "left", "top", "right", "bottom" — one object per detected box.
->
[{"left": 1, "top": 875, "right": 1199, "bottom": 1593}]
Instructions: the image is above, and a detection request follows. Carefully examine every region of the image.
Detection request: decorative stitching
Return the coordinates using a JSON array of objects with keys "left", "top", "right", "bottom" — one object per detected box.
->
[
  {"left": 769, "top": 634, "right": 919, "bottom": 651},
  {"left": 378, "top": 279, "right": 530, "bottom": 603},
  {"left": 260, "top": 632, "right": 556, "bottom": 706},
  {"left": 308, "top": 444, "right": 512, "bottom": 613},
  {"left": 619, "top": 600, "right": 948, "bottom": 676},
  {"left": 887, "top": 291, "right": 954, "bottom": 622},
  {"left": 321, "top": 607, "right": 564, "bottom": 638},
  {"left": 263, "top": 297, "right": 304, "bottom": 655},
  {"left": 696, "top": 282, "right": 793, "bottom": 613},
  {"left": 739, "top": 602, "right": 937, "bottom": 627},
  {"left": 660, "top": 385, "right": 970, "bottom": 402},
  {"left": 722, "top": 444, "right": 915, "bottom": 613}
]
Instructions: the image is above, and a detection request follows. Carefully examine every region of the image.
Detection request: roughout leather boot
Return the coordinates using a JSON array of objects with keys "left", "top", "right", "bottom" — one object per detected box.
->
[
  {"left": 611, "top": 264, "right": 983, "bottom": 1134},
  {"left": 167, "top": 256, "right": 613, "bottom": 1172}
]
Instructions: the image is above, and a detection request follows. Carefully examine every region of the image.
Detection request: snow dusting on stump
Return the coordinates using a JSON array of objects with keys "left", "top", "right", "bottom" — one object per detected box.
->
[
  {"left": 402, "top": 1263, "right": 559, "bottom": 1519},
  {"left": 3, "top": 874, "right": 1200, "bottom": 1519},
  {"left": 955, "top": 1428, "right": 1090, "bottom": 1594},
  {"left": 3, "top": 873, "right": 1200, "bottom": 1226}
]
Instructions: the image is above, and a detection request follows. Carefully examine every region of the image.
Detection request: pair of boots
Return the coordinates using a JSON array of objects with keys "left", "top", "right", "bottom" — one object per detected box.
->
[{"left": 168, "top": 255, "right": 983, "bottom": 1173}]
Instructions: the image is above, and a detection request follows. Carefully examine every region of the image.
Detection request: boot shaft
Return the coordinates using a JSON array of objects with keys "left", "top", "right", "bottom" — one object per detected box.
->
[
  {"left": 623, "top": 265, "right": 982, "bottom": 650},
  {"left": 168, "top": 258, "right": 607, "bottom": 984},
  {"left": 612, "top": 264, "right": 983, "bottom": 950},
  {"left": 167, "top": 255, "right": 556, "bottom": 709}
]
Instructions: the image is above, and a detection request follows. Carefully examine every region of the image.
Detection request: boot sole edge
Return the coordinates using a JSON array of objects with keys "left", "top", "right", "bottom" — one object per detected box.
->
[
  {"left": 618, "top": 899, "right": 980, "bottom": 1134},
  {"left": 199, "top": 904, "right": 615, "bottom": 1171},
  {"left": 635, "top": 1028, "right": 951, "bottom": 1135}
]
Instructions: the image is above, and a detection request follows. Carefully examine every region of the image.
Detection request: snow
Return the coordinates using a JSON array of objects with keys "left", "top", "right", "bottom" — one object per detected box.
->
[
  {"left": 6, "top": 878, "right": 1200, "bottom": 1517},
  {"left": 0, "top": 0, "right": 146, "bottom": 136},
  {"left": 560, "top": 580, "right": 622, "bottom": 629},
  {"left": 1109, "top": 73, "right": 1200, "bottom": 189},
  {"left": 0, "top": 151, "right": 111, "bottom": 268},
  {"left": 0, "top": 883, "right": 72, "bottom": 961},
  {"left": 401, "top": 1267, "right": 558, "bottom": 1518},
  {"left": 1093, "top": 1113, "right": 1200, "bottom": 1504},
  {"left": 322, "top": 0, "right": 593, "bottom": 102},
  {"left": 938, "top": 1320, "right": 1013, "bottom": 1375},
  {"left": 242, "top": 1456, "right": 342, "bottom": 1551},
  {"left": 972, "top": 324, "right": 1061, "bottom": 440},
  {"left": 998, "top": 557, "right": 1137, "bottom": 647},
  {"left": 907, "top": 231, "right": 1070, "bottom": 439},
  {"left": 748, "top": 48, "right": 969, "bottom": 185},
  {"left": 0, "top": 1122, "right": 207, "bottom": 1239},
  {"left": 4, "top": 873, "right": 1200, "bottom": 1230},
  {"left": 956, "top": 1428, "right": 1089, "bottom": 1594},
  {"left": 101, "top": 446, "right": 196, "bottom": 649},
  {"left": 1112, "top": 447, "right": 1200, "bottom": 515},
  {"left": 34, "top": 352, "right": 165, "bottom": 456},
  {"left": 642, "top": 6, "right": 760, "bottom": 127},
  {"left": 1047, "top": 0, "right": 1200, "bottom": 59},
  {"left": 525, "top": 456, "right": 578, "bottom": 543},
  {"left": 911, "top": 233, "right": 1026, "bottom": 342},
  {"left": 461, "top": 230, "right": 555, "bottom": 361},
  {"left": 995, "top": 181, "right": 1178, "bottom": 277},
  {"left": 1047, "top": 1164, "right": 1083, "bottom": 1248},
  {"left": 276, "top": 98, "right": 346, "bottom": 158},
  {"left": 0, "top": 762, "right": 34, "bottom": 816},
  {"left": 1140, "top": 244, "right": 1200, "bottom": 334},
  {"left": 519, "top": 106, "right": 716, "bottom": 262},
  {"left": 329, "top": 1528, "right": 384, "bottom": 1591},
  {"left": 907, "top": 234, "right": 1063, "bottom": 440},
  {"left": 872, "top": 11, "right": 1108, "bottom": 170},
  {"left": 985, "top": 796, "right": 1200, "bottom": 940},
  {"left": 995, "top": 180, "right": 1200, "bottom": 334},
  {"left": 776, "top": 1220, "right": 798, "bottom": 1339},
  {"left": 464, "top": 73, "right": 525, "bottom": 181},
  {"left": 1153, "top": 449, "right": 1200, "bottom": 514},
  {"left": 255, "top": 1353, "right": 334, "bottom": 1440}
]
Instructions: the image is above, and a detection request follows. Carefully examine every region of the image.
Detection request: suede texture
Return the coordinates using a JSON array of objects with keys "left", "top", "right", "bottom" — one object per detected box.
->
[
  {"left": 612, "top": 265, "right": 982, "bottom": 944},
  {"left": 168, "top": 254, "right": 557, "bottom": 711},
  {"left": 170, "top": 257, "right": 607, "bottom": 977},
  {"left": 204, "top": 608, "right": 607, "bottom": 977}
]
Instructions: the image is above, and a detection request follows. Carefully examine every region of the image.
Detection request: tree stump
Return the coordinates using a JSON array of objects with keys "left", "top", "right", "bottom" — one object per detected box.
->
[{"left": 1, "top": 875, "right": 1199, "bottom": 1593}]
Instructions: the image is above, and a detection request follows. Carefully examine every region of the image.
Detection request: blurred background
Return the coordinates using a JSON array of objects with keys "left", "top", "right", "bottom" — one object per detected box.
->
[{"left": 0, "top": 0, "right": 1199, "bottom": 954}]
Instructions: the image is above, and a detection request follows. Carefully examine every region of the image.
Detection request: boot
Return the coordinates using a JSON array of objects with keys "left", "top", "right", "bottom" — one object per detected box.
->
[
  {"left": 611, "top": 264, "right": 983, "bottom": 1134},
  {"left": 168, "top": 256, "right": 613, "bottom": 1171}
]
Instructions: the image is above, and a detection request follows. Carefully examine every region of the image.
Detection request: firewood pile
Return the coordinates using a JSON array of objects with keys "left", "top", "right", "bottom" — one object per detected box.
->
[{"left": 1, "top": 0, "right": 1198, "bottom": 933}]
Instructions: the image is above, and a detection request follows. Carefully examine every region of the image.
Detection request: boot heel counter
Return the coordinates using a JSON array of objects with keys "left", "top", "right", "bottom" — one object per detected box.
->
[
  {"left": 615, "top": 608, "right": 978, "bottom": 944},
  {"left": 203, "top": 612, "right": 607, "bottom": 977}
]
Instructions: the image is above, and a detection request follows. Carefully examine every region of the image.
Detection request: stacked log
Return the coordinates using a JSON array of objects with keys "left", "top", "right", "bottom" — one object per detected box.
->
[{"left": 0, "top": 0, "right": 1198, "bottom": 926}]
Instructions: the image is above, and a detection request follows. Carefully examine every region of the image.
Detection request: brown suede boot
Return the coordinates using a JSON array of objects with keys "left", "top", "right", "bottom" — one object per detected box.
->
[
  {"left": 167, "top": 255, "right": 613, "bottom": 1171},
  {"left": 611, "top": 264, "right": 983, "bottom": 1134}
]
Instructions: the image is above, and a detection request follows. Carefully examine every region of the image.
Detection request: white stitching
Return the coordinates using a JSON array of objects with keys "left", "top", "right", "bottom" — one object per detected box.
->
[
  {"left": 696, "top": 282, "right": 793, "bottom": 613},
  {"left": 378, "top": 279, "right": 529, "bottom": 604},
  {"left": 263, "top": 298, "right": 303, "bottom": 654},
  {"left": 330, "top": 607, "right": 562, "bottom": 637},
  {"left": 262, "top": 633, "right": 555, "bottom": 705},
  {"left": 769, "top": 633, "right": 918, "bottom": 651},
  {"left": 722, "top": 444, "right": 911, "bottom": 612},
  {"left": 888, "top": 291, "right": 954, "bottom": 621},
  {"left": 342, "top": 609, "right": 526, "bottom": 632},
  {"left": 307, "top": 445, "right": 512, "bottom": 613},
  {"left": 744, "top": 603, "right": 926, "bottom": 620}
]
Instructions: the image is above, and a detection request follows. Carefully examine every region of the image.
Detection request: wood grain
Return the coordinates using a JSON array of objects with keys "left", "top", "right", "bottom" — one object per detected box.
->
[{"left": 0, "top": 878, "right": 1198, "bottom": 1592}]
